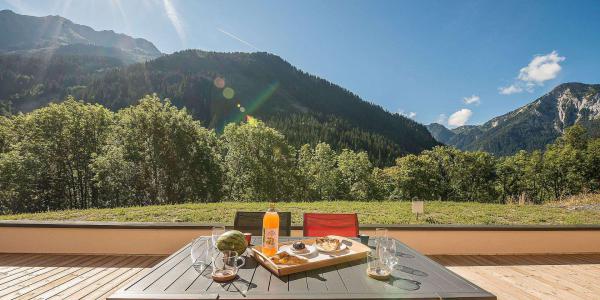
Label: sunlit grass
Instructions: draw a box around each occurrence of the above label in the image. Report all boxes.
[1,197,599,225]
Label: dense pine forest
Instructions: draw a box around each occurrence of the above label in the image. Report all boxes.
[0,50,438,166]
[0,95,598,214]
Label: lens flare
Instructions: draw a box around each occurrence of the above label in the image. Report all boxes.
[223,87,235,99]
[219,82,279,130]
[246,115,258,125]
[240,107,246,112]
[214,77,225,89]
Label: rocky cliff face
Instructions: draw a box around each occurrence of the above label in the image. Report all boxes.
[427,83,600,155]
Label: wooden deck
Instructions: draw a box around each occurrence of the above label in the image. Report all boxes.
[430,254,600,300]
[1,253,599,299]
[0,254,164,300]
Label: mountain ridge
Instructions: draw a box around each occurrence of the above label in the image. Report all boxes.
[427,82,600,155]
[0,10,440,166]
[0,9,161,63]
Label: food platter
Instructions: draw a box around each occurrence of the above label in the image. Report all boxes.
[251,235,371,276]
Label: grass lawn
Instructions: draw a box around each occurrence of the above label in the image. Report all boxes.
[1,194,599,225]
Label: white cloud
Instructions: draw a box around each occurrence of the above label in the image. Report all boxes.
[448,109,472,127]
[436,114,448,124]
[397,109,417,119]
[518,51,565,84]
[499,51,565,95]
[498,84,523,95]
[463,95,480,105]
[162,0,186,44]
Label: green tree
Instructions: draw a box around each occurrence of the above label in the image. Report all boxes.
[369,167,395,200]
[93,94,223,206]
[561,124,588,150]
[337,149,372,200]
[542,143,586,199]
[420,146,457,200]
[0,98,113,212]
[496,150,529,203]
[0,116,11,153]
[451,150,497,202]
[298,143,340,200]
[222,119,297,201]
[584,138,600,191]
[392,154,434,200]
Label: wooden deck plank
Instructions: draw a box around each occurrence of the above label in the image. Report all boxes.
[0,254,161,300]
[35,255,119,299]
[0,255,97,299]
[0,255,90,295]
[78,256,160,300]
[95,257,165,300]
[430,255,600,300]
[14,255,110,300]
[58,256,144,299]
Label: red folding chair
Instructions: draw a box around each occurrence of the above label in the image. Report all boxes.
[303,213,359,237]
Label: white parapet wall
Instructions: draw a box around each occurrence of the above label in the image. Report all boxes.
[0,221,599,255]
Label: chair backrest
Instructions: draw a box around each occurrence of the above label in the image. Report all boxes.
[303,213,359,237]
[233,211,292,236]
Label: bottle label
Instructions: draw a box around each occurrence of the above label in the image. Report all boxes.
[263,228,278,249]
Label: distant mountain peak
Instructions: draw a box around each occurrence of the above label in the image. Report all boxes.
[428,82,600,155]
[0,9,162,63]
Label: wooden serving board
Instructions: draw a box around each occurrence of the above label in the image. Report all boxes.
[251,235,371,276]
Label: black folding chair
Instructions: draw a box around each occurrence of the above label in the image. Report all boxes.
[233,211,292,236]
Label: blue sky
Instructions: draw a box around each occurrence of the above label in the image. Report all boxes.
[2,0,599,127]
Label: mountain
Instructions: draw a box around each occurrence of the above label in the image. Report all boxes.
[425,123,455,144]
[83,50,441,165]
[0,48,439,166]
[427,83,600,155]
[0,11,440,166]
[0,9,161,63]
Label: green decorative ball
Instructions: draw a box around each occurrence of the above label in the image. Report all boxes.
[216,230,248,255]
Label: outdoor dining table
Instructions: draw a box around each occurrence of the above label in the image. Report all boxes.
[108,236,496,300]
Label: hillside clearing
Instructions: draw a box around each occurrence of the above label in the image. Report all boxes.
[2,196,599,225]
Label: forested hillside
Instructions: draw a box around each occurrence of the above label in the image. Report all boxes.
[428,83,600,155]
[0,50,438,165]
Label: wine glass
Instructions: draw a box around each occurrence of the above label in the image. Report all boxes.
[211,226,226,248]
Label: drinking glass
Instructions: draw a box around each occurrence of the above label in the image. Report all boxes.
[366,251,391,280]
[375,228,388,242]
[211,226,226,248]
[211,250,246,280]
[190,237,213,272]
[374,228,388,260]
[381,238,399,269]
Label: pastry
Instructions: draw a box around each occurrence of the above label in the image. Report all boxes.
[271,252,308,265]
[315,237,341,252]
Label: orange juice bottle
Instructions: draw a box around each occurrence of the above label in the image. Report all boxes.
[262,203,279,256]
